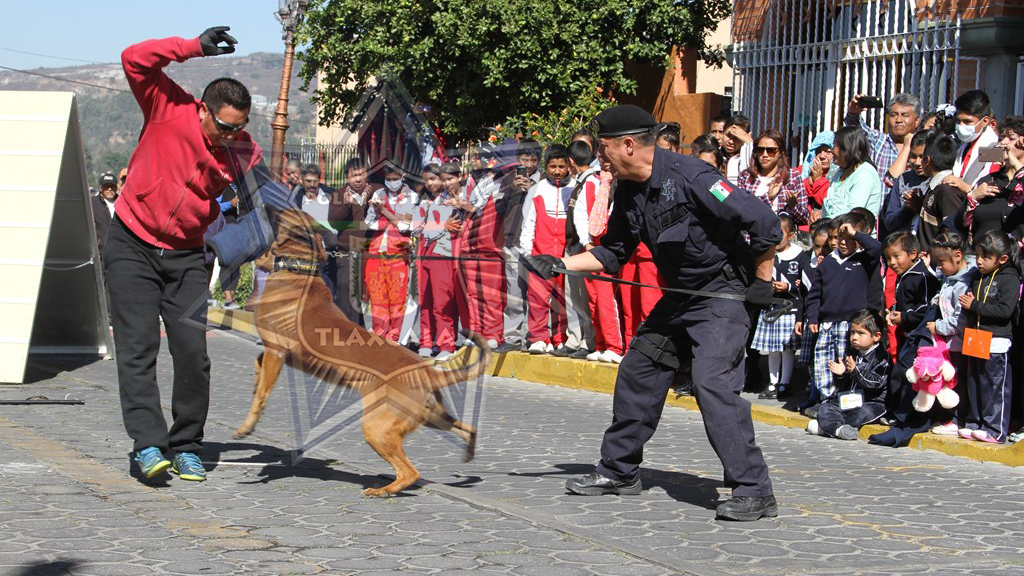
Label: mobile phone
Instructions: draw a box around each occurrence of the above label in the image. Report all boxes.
[858,96,884,109]
[977,146,1004,163]
[515,166,529,178]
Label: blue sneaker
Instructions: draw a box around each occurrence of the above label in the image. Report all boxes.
[171,452,207,482]
[134,447,171,478]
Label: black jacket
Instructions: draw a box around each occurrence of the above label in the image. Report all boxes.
[805,232,883,324]
[964,265,1021,339]
[833,344,892,404]
[591,148,781,291]
[894,258,940,331]
[91,195,115,254]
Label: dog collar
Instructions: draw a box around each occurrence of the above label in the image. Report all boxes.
[273,257,321,276]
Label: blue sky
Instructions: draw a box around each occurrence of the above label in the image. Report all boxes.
[1,0,289,69]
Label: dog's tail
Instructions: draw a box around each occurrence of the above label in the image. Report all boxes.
[430,330,492,390]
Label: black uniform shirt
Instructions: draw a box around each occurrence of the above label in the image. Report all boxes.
[591,147,782,290]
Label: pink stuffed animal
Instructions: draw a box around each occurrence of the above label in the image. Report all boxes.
[905,336,958,412]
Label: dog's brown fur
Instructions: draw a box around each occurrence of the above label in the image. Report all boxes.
[234,207,489,497]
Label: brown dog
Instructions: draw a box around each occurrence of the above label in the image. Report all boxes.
[233,207,489,497]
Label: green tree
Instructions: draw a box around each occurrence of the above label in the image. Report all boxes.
[299,0,730,140]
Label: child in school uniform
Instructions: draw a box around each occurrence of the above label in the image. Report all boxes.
[958,230,1020,443]
[752,214,803,400]
[807,309,892,440]
[797,218,833,373]
[925,231,976,435]
[800,212,883,414]
[520,145,574,354]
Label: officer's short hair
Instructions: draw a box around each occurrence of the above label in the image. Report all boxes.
[201,78,251,113]
[301,163,321,178]
[614,127,657,147]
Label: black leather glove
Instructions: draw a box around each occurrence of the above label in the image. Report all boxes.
[524,255,562,280]
[200,26,238,56]
[745,278,774,308]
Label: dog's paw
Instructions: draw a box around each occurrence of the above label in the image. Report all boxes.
[231,429,251,440]
[361,487,395,498]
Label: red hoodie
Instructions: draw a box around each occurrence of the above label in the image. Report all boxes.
[115,36,262,250]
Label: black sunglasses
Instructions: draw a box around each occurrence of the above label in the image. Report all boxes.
[755,146,780,155]
[210,109,248,133]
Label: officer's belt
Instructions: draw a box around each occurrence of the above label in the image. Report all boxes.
[552,267,794,322]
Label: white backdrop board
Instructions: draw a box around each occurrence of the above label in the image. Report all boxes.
[0,91,112,383]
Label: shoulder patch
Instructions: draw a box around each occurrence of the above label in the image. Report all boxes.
[710,180,734,202]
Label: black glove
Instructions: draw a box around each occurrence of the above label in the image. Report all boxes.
[200,26,238,56]
[745,278,774,308]
[524,255,562,280]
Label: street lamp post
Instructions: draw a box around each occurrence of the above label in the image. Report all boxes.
[270,0,309,180]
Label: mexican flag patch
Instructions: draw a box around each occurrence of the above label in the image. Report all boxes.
[710,180,734,202]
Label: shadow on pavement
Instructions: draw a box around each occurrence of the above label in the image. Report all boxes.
[23,356,105,385]
[510,463,722,510]
[202,440,397,492]
[10,560,79,576]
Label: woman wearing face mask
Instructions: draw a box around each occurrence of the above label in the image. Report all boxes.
[364,165,419,342]
[736,129,809,225]
[822,126,883,223]
[960,116,1024,242]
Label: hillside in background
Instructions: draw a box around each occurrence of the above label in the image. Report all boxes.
[0,52,319,185]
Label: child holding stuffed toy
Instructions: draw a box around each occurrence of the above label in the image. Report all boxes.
[925,231,976,435]
[751,214,803,400]
[807,309,891,440]
[957,230,1020,443]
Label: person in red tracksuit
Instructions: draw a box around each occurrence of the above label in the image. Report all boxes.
[413,162,464,361]
[108,27,262,481]
[458,152,513,350]
[520,145,573,354]
[568,146,624,363]
[364,165,419,341]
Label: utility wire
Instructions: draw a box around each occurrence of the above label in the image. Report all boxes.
[0,46,103,64]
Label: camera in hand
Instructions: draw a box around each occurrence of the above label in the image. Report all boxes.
[858,96,884,109]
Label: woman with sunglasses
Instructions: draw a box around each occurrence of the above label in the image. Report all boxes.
[822,126,882,221]
[736,130,809,224]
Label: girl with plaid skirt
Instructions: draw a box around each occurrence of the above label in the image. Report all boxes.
[752,215,803,399]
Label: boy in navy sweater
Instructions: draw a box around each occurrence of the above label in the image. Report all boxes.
[800,212,883,409]
[884,231,940,342]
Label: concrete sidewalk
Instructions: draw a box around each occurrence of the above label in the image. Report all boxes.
[211,308,1024,467]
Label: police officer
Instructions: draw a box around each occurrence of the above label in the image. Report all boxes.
[526,105,781,521]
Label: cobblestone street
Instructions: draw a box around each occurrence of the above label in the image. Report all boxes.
[1,330,1022,576]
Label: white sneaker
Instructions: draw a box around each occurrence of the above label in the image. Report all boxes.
[528,341,548,354]
[545,342,554,353]
[930,422,959,435]
[600,350,623,364]
[806,419,821,436]
[586,350,603,361]
[418,347,433,358]
[486,339,499,349]
[434,351,454,362]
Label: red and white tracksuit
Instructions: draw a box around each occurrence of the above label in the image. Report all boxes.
[459,174,506,343]
[519,178,570,345]
[573,170,624,355]
[415,190,461,352]
[364,186,418,341]
[619,242,663,348]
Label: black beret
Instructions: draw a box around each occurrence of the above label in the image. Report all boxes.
[590,105,658,138]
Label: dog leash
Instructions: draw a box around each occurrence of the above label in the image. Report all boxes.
[326,251,506,264]
[552,267,794,322]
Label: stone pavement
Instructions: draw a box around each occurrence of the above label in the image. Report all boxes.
[1,329,1023,576]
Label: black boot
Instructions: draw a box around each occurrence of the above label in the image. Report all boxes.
[715,495,778,521]
[565,472,642,496]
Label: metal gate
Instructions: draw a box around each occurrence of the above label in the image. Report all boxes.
[730,0,961,162]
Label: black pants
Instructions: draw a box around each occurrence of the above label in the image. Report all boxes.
[105,217,210,454]
[595,280,773,497]
[816,399,886,436]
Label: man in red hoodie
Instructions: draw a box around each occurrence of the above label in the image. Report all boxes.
[105,27,263,482]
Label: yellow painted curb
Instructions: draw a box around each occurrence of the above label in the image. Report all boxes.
[210,310,1024,466]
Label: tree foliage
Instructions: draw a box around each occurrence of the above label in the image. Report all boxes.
[299,0,730,140]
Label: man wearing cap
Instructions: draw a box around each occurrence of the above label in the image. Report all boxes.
[92,172,119,254]
[526,105,781,521]
[105,26,263,483]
